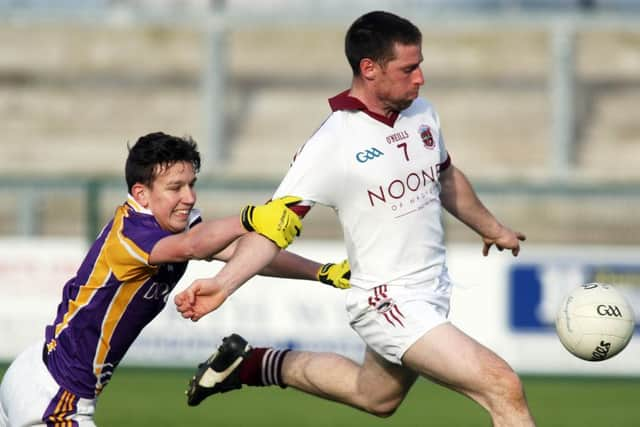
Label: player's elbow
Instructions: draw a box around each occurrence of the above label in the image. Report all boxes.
[184,241,212,261]
[176,236,208,261]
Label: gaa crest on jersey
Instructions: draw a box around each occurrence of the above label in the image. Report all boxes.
[418,125,435,150]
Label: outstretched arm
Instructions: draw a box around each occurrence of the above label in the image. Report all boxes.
[176,240,350,321]
[149,216,246,265]
[212,239,319,279]
[175,232,280,321]
[149,196,302,265]
[213,241,350,288]
[174,196,349,321]
[439,165,525,256]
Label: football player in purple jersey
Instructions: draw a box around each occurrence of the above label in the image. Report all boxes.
[0,132,350,426]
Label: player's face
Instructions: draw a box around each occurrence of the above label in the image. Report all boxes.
[376,43,424,111]
[145,161,197,233]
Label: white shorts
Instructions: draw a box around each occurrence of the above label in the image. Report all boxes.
[346,274,452,365]
[0,342,97,427]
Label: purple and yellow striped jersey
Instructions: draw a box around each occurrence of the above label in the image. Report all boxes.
[43,196,201,399]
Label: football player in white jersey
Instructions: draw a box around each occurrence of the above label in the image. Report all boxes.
[176,11,536,426]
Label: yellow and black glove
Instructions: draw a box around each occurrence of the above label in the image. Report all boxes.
[317,259,351,289]
[241,196,303,249]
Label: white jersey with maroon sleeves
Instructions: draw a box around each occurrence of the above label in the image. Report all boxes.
[274,91,451,290]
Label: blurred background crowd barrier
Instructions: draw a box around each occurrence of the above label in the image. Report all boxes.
[1,0,639,244]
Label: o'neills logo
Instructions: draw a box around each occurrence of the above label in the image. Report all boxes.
[385,130,409,144]
[367,164,443,207]
[419,125,434,149]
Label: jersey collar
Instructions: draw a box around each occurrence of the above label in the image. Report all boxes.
[127,194,153,215]
[328,90,399,127]
[126,194,202,230]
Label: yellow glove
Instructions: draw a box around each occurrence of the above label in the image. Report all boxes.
[241,196,303,249]
[317,259,351,289]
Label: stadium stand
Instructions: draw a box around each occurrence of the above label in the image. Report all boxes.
[1,2,639,242]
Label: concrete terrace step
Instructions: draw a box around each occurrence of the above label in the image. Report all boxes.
[1,25,639,244]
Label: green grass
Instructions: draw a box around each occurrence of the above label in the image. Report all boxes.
[2,364,639,426]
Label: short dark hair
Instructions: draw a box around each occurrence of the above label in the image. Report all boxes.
[125,132,201,192]
[345,11,422,75]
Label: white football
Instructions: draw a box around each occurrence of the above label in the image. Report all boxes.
[555,282,635,361]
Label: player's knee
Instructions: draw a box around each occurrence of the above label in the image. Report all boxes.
[364,395,403,418]
[490,367,527,407]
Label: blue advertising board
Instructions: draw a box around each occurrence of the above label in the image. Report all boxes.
[509,262,640,332]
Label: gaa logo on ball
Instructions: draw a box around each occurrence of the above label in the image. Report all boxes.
[555,283,635,361]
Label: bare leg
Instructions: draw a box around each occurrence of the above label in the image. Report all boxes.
[402,322,536,427]
[282,347,417,417]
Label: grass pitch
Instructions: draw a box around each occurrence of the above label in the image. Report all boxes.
[1,364,639,426]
